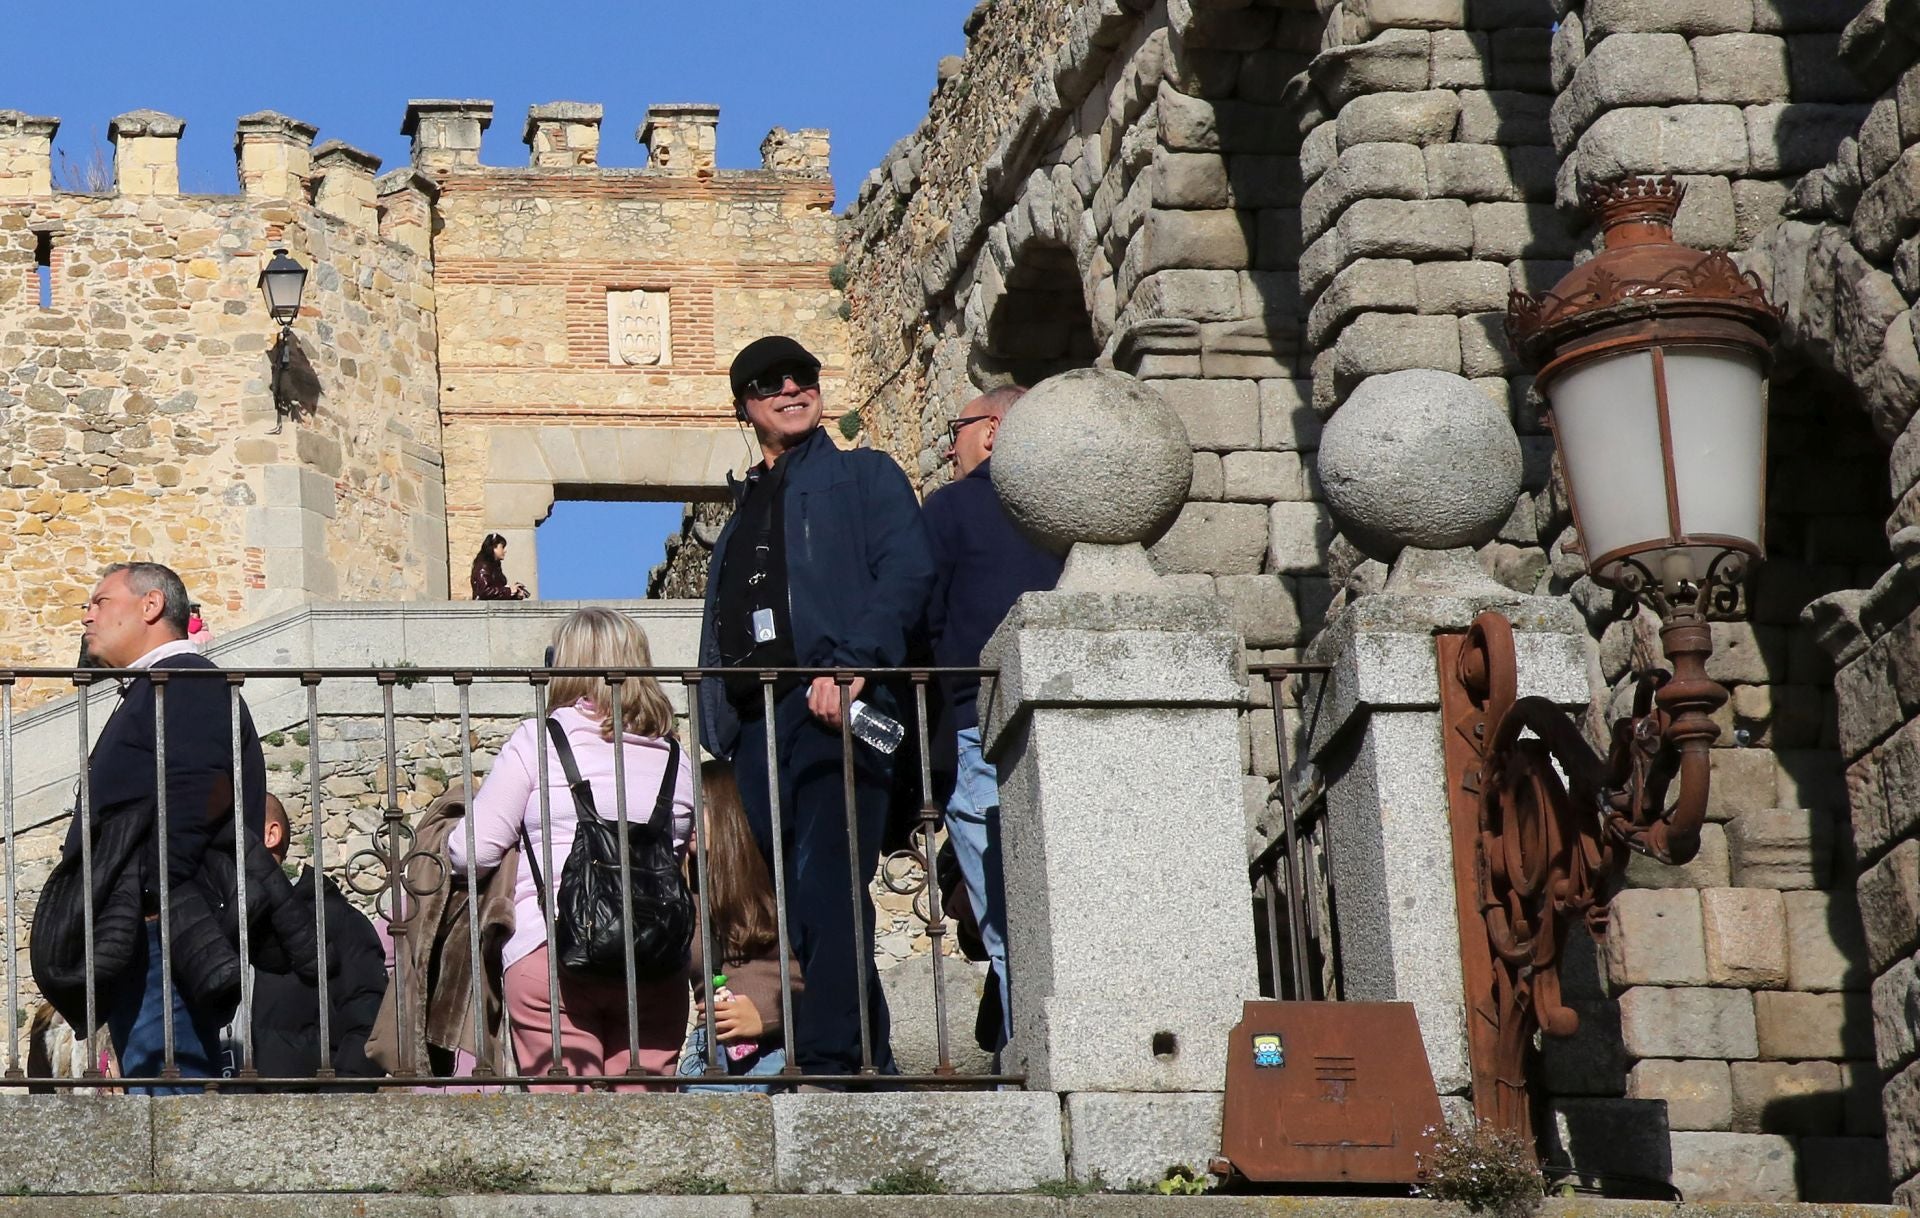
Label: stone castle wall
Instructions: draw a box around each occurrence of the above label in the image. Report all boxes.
[0,110,444,691]
[412,101,847,595]
[841,0,1916,1200]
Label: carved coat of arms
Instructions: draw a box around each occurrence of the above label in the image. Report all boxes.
[608,290,671,366]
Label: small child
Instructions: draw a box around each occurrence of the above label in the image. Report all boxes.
[676,761,802,1092]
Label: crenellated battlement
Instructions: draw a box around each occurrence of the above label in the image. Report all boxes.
[0,100,831,217]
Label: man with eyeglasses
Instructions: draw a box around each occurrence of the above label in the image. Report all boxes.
[698,335,934,1078]
[920,386,1062,1053]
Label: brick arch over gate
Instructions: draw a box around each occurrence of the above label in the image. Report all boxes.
[460,425,741,599]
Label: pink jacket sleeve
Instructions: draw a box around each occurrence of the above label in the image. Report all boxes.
[448,719,536,873]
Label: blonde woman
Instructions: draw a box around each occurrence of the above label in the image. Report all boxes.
[447,607,694,1088]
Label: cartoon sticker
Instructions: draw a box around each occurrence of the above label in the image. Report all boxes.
[1252,1034,1285,1068]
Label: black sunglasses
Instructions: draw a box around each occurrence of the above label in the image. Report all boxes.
[742,366,821,398]
[945,415,993,442]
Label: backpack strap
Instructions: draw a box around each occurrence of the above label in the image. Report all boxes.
[542,717,600,825]
[649,737,681,834]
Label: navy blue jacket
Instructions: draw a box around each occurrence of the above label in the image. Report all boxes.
[922,458,1064,730]
[699,427,935,759]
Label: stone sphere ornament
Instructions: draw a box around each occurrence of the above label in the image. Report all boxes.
[1317,368,1523,560]
[991,368,1193,554]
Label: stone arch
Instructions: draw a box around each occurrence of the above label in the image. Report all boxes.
[464,424,741,598]
[963,165,1103,388]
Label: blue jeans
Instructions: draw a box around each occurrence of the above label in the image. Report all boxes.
[107,921,232,1094]
[948,727,1010,1048]
[675,1025,788,1093]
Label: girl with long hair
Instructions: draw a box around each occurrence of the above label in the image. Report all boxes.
[469,532,529,600]
[676,761,803,1092]
[447,607,693,1088]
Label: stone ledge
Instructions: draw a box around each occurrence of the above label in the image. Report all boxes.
[0,1195,1899,1217]
[772,1091,1065,1194]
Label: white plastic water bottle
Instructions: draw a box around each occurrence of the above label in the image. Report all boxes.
[848,699,905,755]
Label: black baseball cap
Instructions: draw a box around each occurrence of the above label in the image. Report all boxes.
[730,335,821,399]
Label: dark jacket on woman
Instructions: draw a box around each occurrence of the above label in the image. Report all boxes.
[31,652,318,1028]
[470,557,523,601]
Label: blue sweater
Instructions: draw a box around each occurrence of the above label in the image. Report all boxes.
[923,458,1065,730]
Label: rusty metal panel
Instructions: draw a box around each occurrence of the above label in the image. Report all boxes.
[1217,1000,1444,1186]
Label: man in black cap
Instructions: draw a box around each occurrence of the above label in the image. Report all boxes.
[698,335,934,1077]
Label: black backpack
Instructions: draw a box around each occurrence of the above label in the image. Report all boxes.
[520,719,693,983]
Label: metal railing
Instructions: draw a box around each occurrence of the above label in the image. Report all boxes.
[0,663,1008,1091]
[1249,664,1340,1003]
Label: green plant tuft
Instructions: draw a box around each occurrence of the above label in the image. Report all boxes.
[263,731,286,748]
[828,262,849,291]
[861,1167,947,1195]
[1416,1121,1544,1218]
[837,411,863,441]
[655,1172,730,1195]
[1153,1165,1209,1196]
[836,299,852,322]
[400,1156,536,1197]
[291,728,310,747]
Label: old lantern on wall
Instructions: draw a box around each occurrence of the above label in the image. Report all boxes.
[1507,176,1781,605]
[258,248,308,432]
[1436,176,1784,1142]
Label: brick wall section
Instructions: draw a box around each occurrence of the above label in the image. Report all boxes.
[430,167,847,577]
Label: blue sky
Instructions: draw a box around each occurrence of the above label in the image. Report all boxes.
[10,0,973,598]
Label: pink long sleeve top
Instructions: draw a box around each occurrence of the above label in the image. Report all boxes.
[446,701,695,971]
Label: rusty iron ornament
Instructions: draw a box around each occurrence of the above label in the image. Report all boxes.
[1438,175,1778,1144]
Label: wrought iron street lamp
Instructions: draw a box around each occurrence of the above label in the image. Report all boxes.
[258,248,308,432]
[1442,175,1783,1137]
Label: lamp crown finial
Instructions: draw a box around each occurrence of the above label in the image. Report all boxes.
[1587,175,1685,241]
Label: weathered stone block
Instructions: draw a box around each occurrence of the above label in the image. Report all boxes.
[1335,90,1462,149]
[1308,259,1419,348]
[1129,271,1245,323]
[1576,105,1751,179]
[1791,31,1876,102]
[1222,450,1313,503]
[1727,807,1832,889]
[1064,1092,1222,1188]
[1783,889,1870,992]
[1415,261,1510,315]
[1731,1060,1845,1133]
[1544,1099,1674,1188]
[1608,889,1710,986]
[1585,0,1756,34]
[1871,955,1920,1071]
[1701,887,1789,988]
[1835,640,1902,760]
[771,1092,1063,1193]
[1710,749,1780,820]
[1267,502,1336,574]
[1430,28,1490,90]
[1618,985,1757,1059]
[1259,379,1321,451]
[1313,29,1436,104]
[1855,147,1920,263]
[1152,150,1232,209]
[1143,208,1252,272]
[1454,91,1552,148]
[1425,142,1554,201]
[1190,451,1224,501]
[1470,202,1575,260]
[1148,501,1269,575]
[1888,1060,1920,1179]
[1550,34,1700,148]
[1668,1132,1798,1202]
[153,1094,774,1193]
[1627,1058,1733,1130]
[1859,839,1920,972]
[1153,379,1260,451]
[1625,822,1732,888]
[1754,989,1874,1059]
[0,1096,152,1193]
[1337,198,1475,260]
[1332,312,1462,381]
[1217,574,1306,648]
[1694,34,1793,104]
[1746,102,1875,176]
[1708,621,1787,684]
[1300,142,1430,243]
